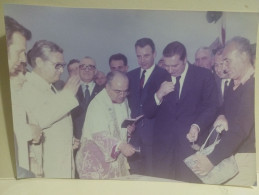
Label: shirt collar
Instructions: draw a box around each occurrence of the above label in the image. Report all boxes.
[141,64,155,76]
[80,80,95,87]
[171,62,189,80]
[233,66,254,90]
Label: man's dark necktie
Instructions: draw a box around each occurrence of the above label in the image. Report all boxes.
[140,70,146,89]
[175,76,181,100]
[84,85,90,103]
[223,80,229,100]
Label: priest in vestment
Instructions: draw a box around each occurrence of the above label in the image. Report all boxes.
[76,71,136,179]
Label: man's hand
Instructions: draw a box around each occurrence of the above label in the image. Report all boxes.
[72,137,80,150]
[191,153,214,176]
[63,75,80,96]
[118,142,135,157]
[156,81,175,101]
[29,124,42,144]
[127,123,136,135]
[213,115,228,133]
[186,125,199,142]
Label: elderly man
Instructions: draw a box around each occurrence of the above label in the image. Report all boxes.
[94,70,107,87]
[195,47,214,71]
[127,38,171,176]
[23,40,80,178]
[109,53,128,73]
[71,56,103,143]
[192,36,256,186]
[76,71,136,179]
[143,41,218,182]
[4,16,42,178]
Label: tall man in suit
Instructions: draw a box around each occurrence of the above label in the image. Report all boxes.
[127,38,171,175]
[143,41,218,182]
[71,56,103,142]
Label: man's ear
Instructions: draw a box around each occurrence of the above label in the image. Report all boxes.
[241,51,249,63]
[153,51,157,58]
[35,57,44,67]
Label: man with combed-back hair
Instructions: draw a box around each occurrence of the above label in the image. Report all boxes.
[22,40,80,178]
[4,16,42,178]
[127,38,171,176]
[143,41,218,183]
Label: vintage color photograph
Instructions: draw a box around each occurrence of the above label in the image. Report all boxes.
[3,4,258,186]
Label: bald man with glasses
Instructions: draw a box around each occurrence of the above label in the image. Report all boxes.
[71,56,103,178]
[76,71,136,179]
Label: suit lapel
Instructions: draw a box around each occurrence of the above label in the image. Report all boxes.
[179,65,192,101]
[143,66,156,90]
[90,84,102,101]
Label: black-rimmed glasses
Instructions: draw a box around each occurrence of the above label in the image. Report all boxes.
[48,60,66,70]
[111,88,129,96]
[79,64,96,71]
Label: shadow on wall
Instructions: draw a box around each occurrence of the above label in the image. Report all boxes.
[0,35,16,177]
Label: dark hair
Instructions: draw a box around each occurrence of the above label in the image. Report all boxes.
[106,71,128,86]
[109,53,128,66]
[67,59,80,72]
[27,40,63,68]
[4,16,32,48]
[163,41,187,61]
[135,38,155,53]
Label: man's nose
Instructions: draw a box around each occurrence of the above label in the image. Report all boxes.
[168,66,174,73]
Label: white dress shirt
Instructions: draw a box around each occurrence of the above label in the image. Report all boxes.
[80,80,95,97]
[140,64,155,87]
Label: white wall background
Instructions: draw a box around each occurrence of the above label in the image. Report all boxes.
[4,5,259,81]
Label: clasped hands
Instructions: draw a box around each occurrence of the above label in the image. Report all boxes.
[156,81,175,101]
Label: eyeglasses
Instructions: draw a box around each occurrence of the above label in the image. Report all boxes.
[48,60,66,70]
[79,64,96,71]
[111,88,129,96]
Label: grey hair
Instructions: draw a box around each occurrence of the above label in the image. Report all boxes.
[226,36,252,62]
[195,47,213,57]
[27,40,63,68]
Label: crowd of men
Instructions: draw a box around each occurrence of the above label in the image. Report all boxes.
[5,16,256,186]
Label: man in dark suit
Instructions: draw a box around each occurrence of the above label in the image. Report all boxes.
[143,41,218,182]
[213,49,231,106]
[71,56,103,144]
[127,38,171,176]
